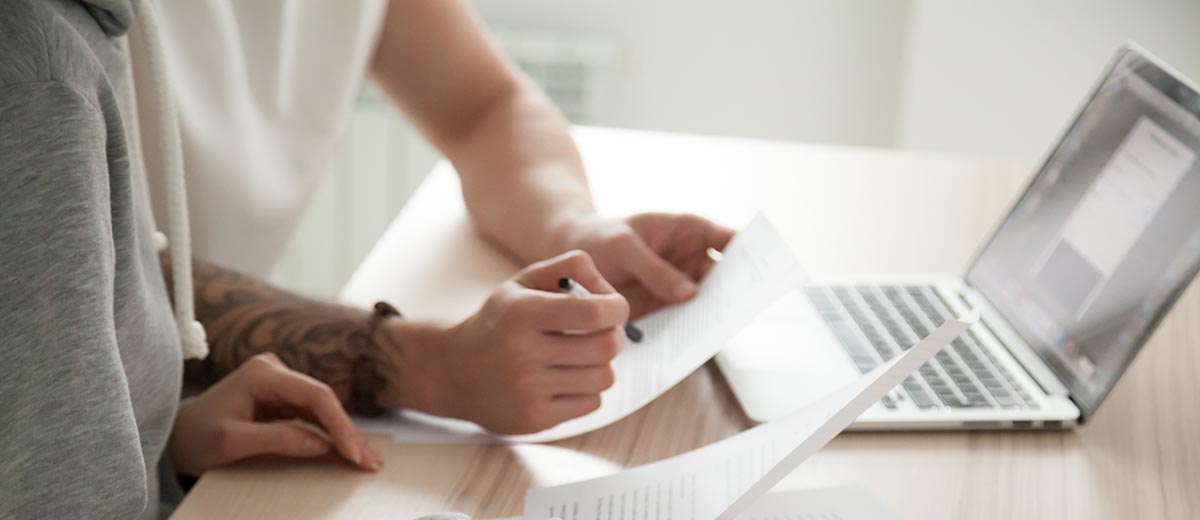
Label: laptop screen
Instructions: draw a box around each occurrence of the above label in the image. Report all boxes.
[966,47,1200,420]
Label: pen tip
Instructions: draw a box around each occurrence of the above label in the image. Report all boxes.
[558,277,571,290]
[625,323,644,343]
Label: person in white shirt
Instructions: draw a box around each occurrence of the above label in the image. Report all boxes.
[155,0,733,434]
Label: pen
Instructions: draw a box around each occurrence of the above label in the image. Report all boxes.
[558,277,644,343]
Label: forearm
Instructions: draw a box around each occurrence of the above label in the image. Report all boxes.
[369,0,597,264]
[162,254,425,415]
[449,84,597,263]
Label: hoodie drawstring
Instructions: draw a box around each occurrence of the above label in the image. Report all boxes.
[132,0,208,359]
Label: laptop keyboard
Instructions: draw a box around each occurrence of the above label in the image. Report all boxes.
[805,285,1037,411]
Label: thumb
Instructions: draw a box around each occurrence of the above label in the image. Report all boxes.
[217,420,331,463]
[626,238,698,303]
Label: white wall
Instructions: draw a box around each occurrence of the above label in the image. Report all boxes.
[270,1,1200,296]
[269,97,438,297]
[473,0,913,147]
[897,0,1200,161]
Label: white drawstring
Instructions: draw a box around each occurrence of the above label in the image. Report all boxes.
[133,0,208,359]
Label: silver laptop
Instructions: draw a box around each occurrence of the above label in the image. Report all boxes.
[716,44,1200,430]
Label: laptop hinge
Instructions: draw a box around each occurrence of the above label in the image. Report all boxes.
[954,285,1072,398]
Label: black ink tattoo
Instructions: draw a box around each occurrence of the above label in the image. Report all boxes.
[161,254,395,415]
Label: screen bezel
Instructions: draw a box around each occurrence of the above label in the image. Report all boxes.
[963,44,1200,422]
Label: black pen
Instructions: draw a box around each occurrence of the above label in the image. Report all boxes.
[558,277,644,343]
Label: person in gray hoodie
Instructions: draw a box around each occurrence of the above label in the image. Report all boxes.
[1,0,720,516]
[0,1,383,517]
[1,0,636,516]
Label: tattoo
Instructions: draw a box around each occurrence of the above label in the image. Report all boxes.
[161,254,394,415]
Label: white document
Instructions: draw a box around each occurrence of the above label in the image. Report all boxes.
[357,213,808,444]
[1059,116,1195,276]
[487,486,895,520]
[737,486,897,520]
[522,312,976,520]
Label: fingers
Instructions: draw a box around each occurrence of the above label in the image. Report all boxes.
[518,250,618,294]
[216,420,331,462]
[626,237,698,302]
[544,327,624,367]
[520,290,629,332]
[705,219,734,249]
[542,366,616,396]
[243,355,370,470]
[681,212,734,250]
[545,395,603,425]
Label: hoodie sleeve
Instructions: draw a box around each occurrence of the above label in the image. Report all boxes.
[0,81,152,518]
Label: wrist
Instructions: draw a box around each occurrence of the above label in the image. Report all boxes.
[539,210,603,260]
[376,319,455,414]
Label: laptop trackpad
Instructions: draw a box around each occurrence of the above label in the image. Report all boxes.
[718,291,860,421]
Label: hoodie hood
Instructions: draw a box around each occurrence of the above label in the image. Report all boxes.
[81,0,136,37]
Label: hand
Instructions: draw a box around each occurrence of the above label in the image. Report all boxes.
[170,353,382,476]
[559,213,734,318]
[392,250,630,434]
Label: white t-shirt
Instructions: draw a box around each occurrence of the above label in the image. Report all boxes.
[152,0,388,276]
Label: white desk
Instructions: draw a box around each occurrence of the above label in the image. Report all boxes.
[174,127,1200,519]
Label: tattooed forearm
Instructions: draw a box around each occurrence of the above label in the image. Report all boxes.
[161,254,395,415]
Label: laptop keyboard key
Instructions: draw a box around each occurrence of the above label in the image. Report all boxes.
[812,283,1044,412]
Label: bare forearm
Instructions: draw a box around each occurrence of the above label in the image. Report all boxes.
[450,86,596,263]
[370,0,597,264]
[162,255,400,415]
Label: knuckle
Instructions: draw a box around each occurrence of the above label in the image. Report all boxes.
[614,296,631,321]
[506,343,538,370]
[561,249,589,263]
[578,302,605,329]
[484,291,520,324]
[561,249,596,271]
[516,371,543,398]
[516,404,545,430]
[211,422,235,448]
[499,291,536,324]
[318,383,338,400]
[608,230,637,249]
[247,353,276,370]
[598,329,623,360]
[596,367,616,391]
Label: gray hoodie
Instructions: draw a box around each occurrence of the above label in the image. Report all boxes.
[0,0,185,518]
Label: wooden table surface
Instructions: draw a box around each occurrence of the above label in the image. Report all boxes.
[173,127,1200,519]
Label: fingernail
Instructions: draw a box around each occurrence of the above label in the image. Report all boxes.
[350,444,362,465]
[674,280,697,299]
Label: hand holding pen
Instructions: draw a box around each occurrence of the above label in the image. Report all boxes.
[400,250,630,434]
[559,277,643,342]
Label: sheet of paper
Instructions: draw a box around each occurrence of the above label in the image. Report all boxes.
[522,312,976,520]
[356,213,808,444]
[737,486,897,520]
[486,485,894,520]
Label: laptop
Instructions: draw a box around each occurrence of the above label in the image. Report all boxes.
[716,44,1200,430]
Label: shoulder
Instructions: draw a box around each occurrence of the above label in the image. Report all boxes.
[0,0,108,90]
